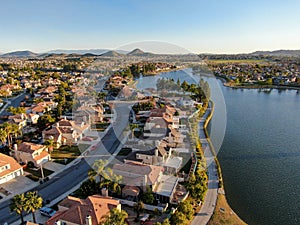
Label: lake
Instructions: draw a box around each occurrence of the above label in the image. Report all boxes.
[136,68,300,225]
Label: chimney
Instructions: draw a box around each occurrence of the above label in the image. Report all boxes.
[101,188,108,197]
[86,215,92,225]
[143,175,147,192]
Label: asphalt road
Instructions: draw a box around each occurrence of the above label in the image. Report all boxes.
[0,102,131,224]
[0,92,28,118]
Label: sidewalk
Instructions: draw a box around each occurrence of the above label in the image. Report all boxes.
[191,102,219,225]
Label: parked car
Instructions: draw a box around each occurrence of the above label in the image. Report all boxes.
[39,207,57,217]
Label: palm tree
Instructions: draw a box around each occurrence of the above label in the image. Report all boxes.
[10,123,22,142]
[1,122,12,147]
[101,208,128,225]
[0,128,7,146]
[1,122,21,147]
[133,201,144,220]
[7,106,25,115]
[93,159,108,183]
[24,191,43,223]
[10,193,27,224]
[88,169,97,179]
[44,138,55,152]
[108,181,121,196]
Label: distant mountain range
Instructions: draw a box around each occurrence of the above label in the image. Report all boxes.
[47,49,128,55]
[250,50,300,57]
[1,50,39,58]
[1,48,300,58]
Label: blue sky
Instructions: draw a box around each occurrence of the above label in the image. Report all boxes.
[0,0,299,53]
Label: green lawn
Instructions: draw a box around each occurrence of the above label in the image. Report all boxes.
[51,145,81,164]
[24,167,53,178]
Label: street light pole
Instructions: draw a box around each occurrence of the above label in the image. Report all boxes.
[40,162,45,180]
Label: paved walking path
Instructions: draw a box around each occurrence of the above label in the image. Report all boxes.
[191,103,219,225]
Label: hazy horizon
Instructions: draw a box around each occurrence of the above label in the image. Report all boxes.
[0,0,299,54]
[1,47,300,55]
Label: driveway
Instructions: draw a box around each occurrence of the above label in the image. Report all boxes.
[0,176,36,203]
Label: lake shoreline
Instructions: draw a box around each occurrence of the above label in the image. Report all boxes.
[201,101,247,224]
[215,74,300,91]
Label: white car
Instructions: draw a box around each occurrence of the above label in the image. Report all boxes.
[39,207,57,217]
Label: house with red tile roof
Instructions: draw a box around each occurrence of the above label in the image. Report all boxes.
[46,195,121,225]
[0,153,23,184]
[12,142,50,167]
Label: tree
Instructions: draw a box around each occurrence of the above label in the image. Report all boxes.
[93,159,108,183]
[162,219,171,225]
[99,168,122,196]
[177,200,194,220]
[170,211,189,225]
[129,123,139,139]
[44,138,55,152]
[133,201,144,219]
[101,208,128,225]
[0,128,7,145]
[10,123,22,142]
[141,186,154,204]
[7,106,26,115]
[98,92,108,102]
[0,122,20,147]
[24,191,43,223]
[181,81,189,92]
[37,114,55,129]
[75,177,99,199]
[10,193,27,224]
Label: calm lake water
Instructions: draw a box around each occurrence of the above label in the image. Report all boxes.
[216,82,300,225]
[136,69,300,225]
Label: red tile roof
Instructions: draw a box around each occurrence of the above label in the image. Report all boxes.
[46,195,120,225]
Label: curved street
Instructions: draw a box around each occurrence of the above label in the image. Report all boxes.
[0,102,131,224]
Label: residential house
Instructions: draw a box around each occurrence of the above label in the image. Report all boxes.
[12,142,50,167]
[76,104,104,123]
[42,118,89,146]
[144,105,178,138]
[165,128,185,147]
[42,127,64,148]
[125,141,182,174]
[0,153,23,184]
[8,113,27,129]
[35,86,58,97]
[30,101,58,115]
[125,141,169,166]
[27,113,40,125]
[113,161,164,198]
[0,84,21,97]
[46,195,121,225]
